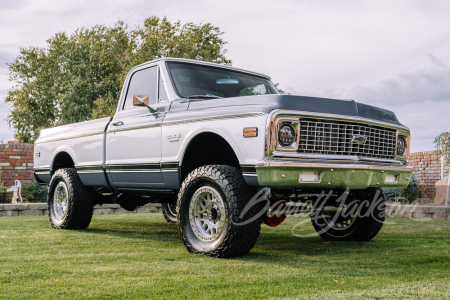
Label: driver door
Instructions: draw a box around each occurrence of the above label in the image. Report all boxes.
[106,65,169,189]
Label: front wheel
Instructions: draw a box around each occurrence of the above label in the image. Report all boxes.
[48,168,94,229]
[310,188,386,241]
[177,165,262,258]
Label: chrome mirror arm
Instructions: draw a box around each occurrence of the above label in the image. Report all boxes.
[137,98,157,113]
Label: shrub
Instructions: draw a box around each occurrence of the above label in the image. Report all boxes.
[382,188,399,202]
[399,173,422,202]
[0,186,7,203]
[24,181,48,203]
[382,174,422,204]
[0,170,7,203]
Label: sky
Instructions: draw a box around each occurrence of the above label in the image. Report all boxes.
[0,0,449,152]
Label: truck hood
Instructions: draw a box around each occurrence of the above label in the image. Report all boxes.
[184,94,401,125]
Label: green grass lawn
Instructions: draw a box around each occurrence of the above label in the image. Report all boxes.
[1,213,450,299]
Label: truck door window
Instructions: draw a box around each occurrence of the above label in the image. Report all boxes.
[158,68,169,102]
[123,66,157,110]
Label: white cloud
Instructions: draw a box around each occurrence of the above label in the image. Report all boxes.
[427,53,447,69]
[295,54,450,104]
[0,0,26,10]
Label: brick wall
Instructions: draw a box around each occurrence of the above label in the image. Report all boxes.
[408,151,450,198]
[0,141,34,200]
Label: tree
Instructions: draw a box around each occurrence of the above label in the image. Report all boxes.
[274,83,291,95]
[434,132,450,173]
[5,16,231,143]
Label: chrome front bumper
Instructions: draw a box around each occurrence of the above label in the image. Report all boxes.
[255,160,413,189]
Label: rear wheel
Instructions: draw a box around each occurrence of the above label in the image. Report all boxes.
[162,201,177,223]
[48,168,94,229]
[310,188,386,241]
[177,165,262,258]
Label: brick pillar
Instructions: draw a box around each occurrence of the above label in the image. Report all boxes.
[408,150,450,198]
[0,141,35,202]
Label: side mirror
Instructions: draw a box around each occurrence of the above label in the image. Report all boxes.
[133,95,156,113]
[133,94,149,106]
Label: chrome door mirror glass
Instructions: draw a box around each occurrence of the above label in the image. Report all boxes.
[133,94,149,106]
[133,94,157,113]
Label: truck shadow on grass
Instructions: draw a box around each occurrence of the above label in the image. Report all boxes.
[83,219,450,263]
[86,221,181,243]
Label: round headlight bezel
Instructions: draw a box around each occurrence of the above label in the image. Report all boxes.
[397,136,407,155]
[278,124,296,147]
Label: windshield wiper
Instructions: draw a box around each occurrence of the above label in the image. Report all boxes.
[187,94,223,99]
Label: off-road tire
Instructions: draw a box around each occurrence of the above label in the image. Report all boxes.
[162,201,177,224]
[48,168,94,229]
[310,188,386,241]
[177,165,262,258]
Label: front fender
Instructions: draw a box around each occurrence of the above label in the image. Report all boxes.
[179,125,245,165]
[161,113,268,166]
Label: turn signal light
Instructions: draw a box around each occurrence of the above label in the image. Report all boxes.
[243,127,258,137]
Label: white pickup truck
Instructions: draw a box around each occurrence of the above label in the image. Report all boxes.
[34,58,413,258]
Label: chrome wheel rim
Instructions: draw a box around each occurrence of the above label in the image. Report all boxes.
[167,202,177,216]
[53,182,69,220]
[322,205,359,231]
[189,186,226,243]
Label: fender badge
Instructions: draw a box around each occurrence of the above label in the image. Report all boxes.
[351,135,368,144]
[166,133,180,142]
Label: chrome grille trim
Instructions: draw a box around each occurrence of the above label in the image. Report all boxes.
[297,118,397,159]
[265,110,410,163]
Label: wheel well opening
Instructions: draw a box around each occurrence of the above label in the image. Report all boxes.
[180,133,240,183]
[52,152,75,174]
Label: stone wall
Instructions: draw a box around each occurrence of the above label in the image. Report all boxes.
[386,203,450,220]
[408,151,450,198]
[2,202,448,221]
[0,141,35,201]
[0,203,162,217]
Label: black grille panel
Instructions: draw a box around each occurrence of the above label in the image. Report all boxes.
[297,118,397,159]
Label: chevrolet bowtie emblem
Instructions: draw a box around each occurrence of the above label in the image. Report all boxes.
[351,135,368,144]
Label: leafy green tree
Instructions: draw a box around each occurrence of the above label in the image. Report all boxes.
[5,16,231,143]
[434,132,450,167]
[274,83,291,95]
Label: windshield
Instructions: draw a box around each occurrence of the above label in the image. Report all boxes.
[167,62,279,98]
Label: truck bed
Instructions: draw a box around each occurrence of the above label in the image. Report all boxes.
[34,117,112,185]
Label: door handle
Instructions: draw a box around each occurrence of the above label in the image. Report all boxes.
[112,121,124,126]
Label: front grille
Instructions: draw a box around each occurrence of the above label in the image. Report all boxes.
[297,118,397,159]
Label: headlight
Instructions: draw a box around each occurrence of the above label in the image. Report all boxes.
[397,136,407,155]
[279,124,296,146]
